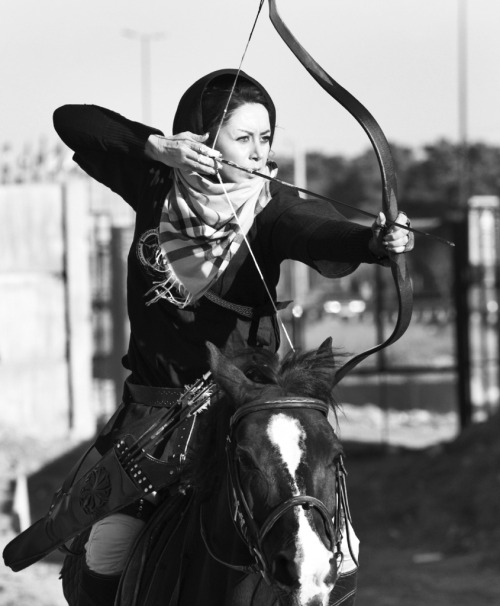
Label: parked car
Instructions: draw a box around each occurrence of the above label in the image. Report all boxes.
[322,299,367,318]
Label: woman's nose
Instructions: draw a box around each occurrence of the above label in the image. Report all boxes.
[250,139,263,159]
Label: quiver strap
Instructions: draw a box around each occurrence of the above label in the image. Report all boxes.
[3,376,213,572]
[3,446,145,572]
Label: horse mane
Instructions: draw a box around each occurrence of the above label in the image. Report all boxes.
[226,346,345,407]
[184,345,345,500]
[279,347,343,407]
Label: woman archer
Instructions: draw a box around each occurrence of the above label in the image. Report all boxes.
[9,68,413,605]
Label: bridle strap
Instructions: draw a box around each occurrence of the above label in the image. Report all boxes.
[229,398,330,429]
[257,495,337,551]
[222,397,347,582]
[199,502,258,575]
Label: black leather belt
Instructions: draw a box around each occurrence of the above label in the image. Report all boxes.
[123,380,183,408]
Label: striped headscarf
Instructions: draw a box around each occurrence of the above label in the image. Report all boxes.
[147,166,274,307]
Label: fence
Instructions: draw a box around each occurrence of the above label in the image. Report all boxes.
[0,181,94,438]
[2,180,498,447]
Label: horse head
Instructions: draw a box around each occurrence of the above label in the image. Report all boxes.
[206,339,350,606]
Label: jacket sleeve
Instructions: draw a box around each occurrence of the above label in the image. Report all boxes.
[53,104,164,210]
[268,185,379,278]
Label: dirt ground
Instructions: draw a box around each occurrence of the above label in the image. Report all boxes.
[346,435,500,606]
[1,413,500,606]
[0,431,71,606]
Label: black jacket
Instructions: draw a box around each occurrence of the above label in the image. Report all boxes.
[53,89,377,387]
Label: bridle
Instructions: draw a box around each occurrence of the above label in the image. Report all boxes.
[200,397,357,585]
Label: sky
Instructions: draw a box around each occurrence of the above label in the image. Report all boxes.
[1,0,499,158]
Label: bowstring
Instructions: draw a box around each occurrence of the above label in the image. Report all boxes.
[210,0,296,352]
[217,184,295,353]
[211,0,265,150]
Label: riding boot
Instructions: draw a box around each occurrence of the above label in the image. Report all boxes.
[78,566,120,606]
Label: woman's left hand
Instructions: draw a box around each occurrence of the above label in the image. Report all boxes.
[369,211,414,260]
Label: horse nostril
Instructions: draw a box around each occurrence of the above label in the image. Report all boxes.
[272,553,299,587]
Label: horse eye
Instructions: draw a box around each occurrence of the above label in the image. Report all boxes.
[236,448,255,469]
[245,369,267,384]
[328,455,342,470]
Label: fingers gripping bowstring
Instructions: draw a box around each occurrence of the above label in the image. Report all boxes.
[212,0,296,352]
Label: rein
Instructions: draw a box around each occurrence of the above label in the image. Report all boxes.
[200,397,357,586]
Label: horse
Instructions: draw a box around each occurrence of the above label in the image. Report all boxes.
[63,338,358,606]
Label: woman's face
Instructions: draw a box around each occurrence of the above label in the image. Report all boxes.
[213,103,271,183]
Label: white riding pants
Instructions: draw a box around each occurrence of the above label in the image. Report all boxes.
[85,514,146,575]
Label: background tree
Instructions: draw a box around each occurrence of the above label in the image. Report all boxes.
[276,140,500,303]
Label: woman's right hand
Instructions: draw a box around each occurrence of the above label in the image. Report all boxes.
[145,132,221,175]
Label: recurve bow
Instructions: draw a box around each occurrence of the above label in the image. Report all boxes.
[266,0,414,380]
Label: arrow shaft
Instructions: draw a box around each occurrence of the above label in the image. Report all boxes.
[220,159,455,247]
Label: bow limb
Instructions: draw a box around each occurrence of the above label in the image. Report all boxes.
[267,0,413,380]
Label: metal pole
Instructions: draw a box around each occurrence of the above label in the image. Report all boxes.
[123,30,165,124]
[141,37,151,124]
[291,144,309,349]
[375,264,390,444]
[455,0,473,428]
[458,0,469,207]
[453,215,472,428]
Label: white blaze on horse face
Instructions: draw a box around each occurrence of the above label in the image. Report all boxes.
[267,414,333,606]
[267,413,303,480]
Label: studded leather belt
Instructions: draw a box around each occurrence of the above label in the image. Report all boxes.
[123,380,183,408]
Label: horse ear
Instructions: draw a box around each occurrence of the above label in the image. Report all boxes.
[223,331,247,358]
[206,342,258,406]
[317,337,333,356]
